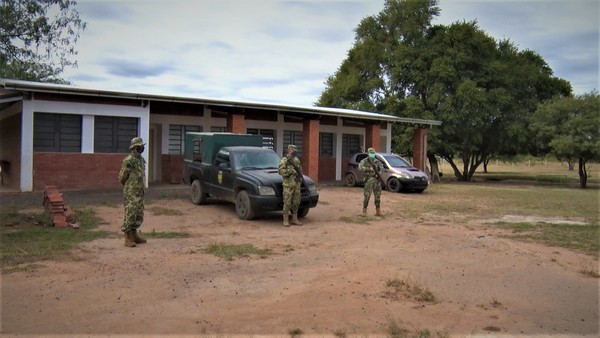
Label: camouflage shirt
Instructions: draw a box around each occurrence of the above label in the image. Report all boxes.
[358,157,383,181]
[118,152,146,195]
[278,155,302,186]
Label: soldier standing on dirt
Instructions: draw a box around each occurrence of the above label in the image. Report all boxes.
[278,144,303,227]
[359,147,384,217]
[118,137,147,247]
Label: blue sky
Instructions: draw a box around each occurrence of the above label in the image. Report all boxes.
[62,0,599,107]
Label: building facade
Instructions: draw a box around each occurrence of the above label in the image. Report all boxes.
[0,79,440,192]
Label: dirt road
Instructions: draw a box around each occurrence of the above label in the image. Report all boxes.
[1,185,598,337]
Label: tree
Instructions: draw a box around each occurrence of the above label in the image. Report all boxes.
[0,0,86,83]
[316,0,571,181]
[531,92,600,188]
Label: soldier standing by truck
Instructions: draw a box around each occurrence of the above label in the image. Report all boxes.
[278,144,303,227]
[118,137,147,247]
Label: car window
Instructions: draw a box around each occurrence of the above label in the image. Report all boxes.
[383,155,411,168]
[215,150,230,167]
[355,154,367,162]
[375,155,389,169]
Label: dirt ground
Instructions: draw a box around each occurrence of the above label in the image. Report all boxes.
[1,185,598,337]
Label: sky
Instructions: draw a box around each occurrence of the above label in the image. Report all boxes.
[61,0,599,107]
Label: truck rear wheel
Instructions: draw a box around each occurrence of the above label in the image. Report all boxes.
[191,179,207,205]
[235,190,255,220]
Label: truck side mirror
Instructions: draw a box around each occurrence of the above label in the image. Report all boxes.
[218,162,230,172]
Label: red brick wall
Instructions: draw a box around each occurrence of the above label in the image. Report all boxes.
[365,123,381,151]
[227,114,245,134]
[412,128,428,171]
[318,157,336,181]
[161,154,184,184]
[0,113,21,189]
[33,153,125,191]
[302,119,320,181]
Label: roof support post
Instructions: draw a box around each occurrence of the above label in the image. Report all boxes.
[302,118,320,182]
[365,123,381,151]
[226,113,245,134]
[412,127,428,172]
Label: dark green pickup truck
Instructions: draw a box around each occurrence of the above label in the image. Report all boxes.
[182,132,319,220]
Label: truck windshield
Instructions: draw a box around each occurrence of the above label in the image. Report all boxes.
[233,151,281,171]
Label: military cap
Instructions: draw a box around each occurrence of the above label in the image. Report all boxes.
[367,147,376,154]
[129,137,146,150]
[288,144,297,151]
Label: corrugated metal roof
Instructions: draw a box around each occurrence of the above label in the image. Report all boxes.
[0,78,441,126]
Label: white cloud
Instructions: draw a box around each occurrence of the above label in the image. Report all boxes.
[62,0,598,107]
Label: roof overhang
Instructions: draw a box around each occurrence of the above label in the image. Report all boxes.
[0,79,441,126]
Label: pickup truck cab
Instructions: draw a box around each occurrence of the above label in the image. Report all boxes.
[182,133,319,220]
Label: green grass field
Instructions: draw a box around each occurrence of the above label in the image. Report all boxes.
[439,158,600,185]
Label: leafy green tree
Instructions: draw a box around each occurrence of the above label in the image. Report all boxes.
[0,0,86,83]
[531,92,600,188]
[316,0,571,181]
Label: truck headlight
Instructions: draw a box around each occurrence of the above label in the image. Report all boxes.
[399,173,411,179]
[308,184,318,194]
[258,186,276,195]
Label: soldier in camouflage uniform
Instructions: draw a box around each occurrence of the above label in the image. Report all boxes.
[278,144,303,227]
[359,147,384,217]
[118,137,147,247]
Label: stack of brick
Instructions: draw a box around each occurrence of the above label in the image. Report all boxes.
[43,186,76,228]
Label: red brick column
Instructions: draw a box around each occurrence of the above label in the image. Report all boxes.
[412,127,428,171]
[227,114,245,134]
[302,119,320,182]
[365,123,381,151]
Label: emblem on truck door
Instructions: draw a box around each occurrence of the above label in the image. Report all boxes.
[218,171,223,184]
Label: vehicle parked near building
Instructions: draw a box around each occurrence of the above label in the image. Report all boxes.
[345,152,429,193]
[182,132,319,220]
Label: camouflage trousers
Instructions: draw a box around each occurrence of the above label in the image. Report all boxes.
[121,193,144,233]
[282,181,301,215]
[363,177,381,209]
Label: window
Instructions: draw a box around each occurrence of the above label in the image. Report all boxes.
[283,130,303,156]
[210,126,226,132]
[169,124,202,155]
[319,132,334,157]
[34,113,82,152]
[342,134,361,157]
[247,128,275,149]
[94,116,138,153]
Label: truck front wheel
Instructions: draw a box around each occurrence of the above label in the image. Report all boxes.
[297,208,309,218]
[235,190,255,220]
[191,179,207,205]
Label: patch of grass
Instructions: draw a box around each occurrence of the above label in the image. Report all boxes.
[148,206,183,216]
[340,216,371,225]
[202,243,271,261]
[1,206,110,273]
[332,328,346,337]
[384,278,437,303]
[319,200,330,205]
[580,267,600,278]
[288,327,303,337]
[401,184,599,224]
[492,221,600,256]
[145,229,190,239]
[386,318,408,338]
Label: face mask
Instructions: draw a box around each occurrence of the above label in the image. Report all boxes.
[137,146,145,154]
[368,153,375,159]
[292,151,298,157]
